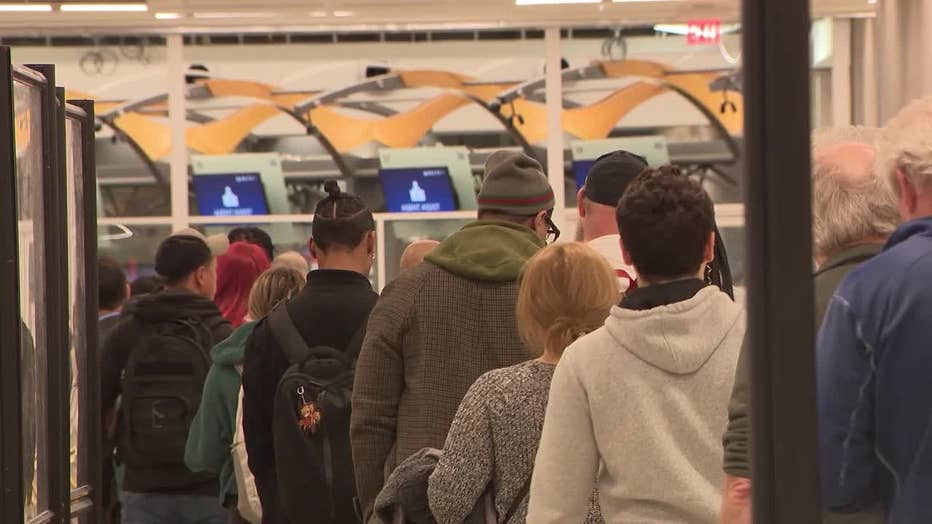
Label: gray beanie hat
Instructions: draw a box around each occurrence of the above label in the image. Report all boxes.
[477,151,556,216]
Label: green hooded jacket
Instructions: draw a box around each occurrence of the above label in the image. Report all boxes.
[424,220,545,281]
[185,320,258,506]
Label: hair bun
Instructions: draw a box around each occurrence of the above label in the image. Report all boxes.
[324,180,342,199]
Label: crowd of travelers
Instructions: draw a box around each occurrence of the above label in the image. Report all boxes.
[95,95,932,524]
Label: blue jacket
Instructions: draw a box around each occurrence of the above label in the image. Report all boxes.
[818,217,932,522]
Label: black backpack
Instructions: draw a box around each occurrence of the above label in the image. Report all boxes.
[270,304,362,524]
[120,316,220,481]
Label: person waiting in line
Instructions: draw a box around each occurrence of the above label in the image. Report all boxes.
[229,226,275,263]
[527,167,746,523]
[351,151,558,522]
[720,127,899,524]
[818,96,932,522]
[130,275,165,297]
[399,239,440,272]
[428,242,614,524]
[242,181,379,524]
[96,256,131,524]
[186,266,306,524]
[215,241,271,327]
[271,250,310,275]
[98,256,130,341]
[100,229,233,524]
[575,150,647,293]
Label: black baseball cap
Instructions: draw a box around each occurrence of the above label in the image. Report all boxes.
[154,228,229,281]
[582,150,649,207]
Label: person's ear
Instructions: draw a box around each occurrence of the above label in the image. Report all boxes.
[534,211,549,239]
[308,238,319,261]
[195,265,208,292]
[703,230,716,265]
[897,169,918,220]
[619,236,635,267]
[577,188,587,218]
[366,230,376,257]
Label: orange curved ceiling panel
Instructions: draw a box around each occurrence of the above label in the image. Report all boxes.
[186,104,280,155]
[563,82,667,139]
[373,93,472,148]
[399,70,474,89]
[112,112,171,160]
[598,59,670,79]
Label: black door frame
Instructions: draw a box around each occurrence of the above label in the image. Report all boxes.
[0,44,27,524]
[742,0,823,522]
[25,64,69,524]
[66,98,102,522]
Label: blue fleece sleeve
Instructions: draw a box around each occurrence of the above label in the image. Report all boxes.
[817,295,880,512]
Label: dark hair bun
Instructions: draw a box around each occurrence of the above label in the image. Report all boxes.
[324,180,342,199]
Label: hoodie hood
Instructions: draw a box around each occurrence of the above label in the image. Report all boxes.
[210,320,257,366]
[123,288,224,324]
[605,286,742,375]
[425,220,545,282]
[886,216,932,250]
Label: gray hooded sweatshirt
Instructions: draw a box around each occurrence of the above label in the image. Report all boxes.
[527,286,745,523]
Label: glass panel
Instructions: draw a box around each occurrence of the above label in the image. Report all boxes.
[14,77,48,520]
[382,218,472,287]
[719,226,747,307]
[97,224,172,285]
[65,116,87,491]
[190,222,326,279]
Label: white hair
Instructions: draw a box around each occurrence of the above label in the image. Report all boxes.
[811,139,900,260]
[875,96,932,195]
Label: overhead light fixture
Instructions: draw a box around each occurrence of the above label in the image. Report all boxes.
[0,3,52,11]
[154,12,182,19]
[516,0,600,5]
[60,3,148,12]
[612,0,683,2]
[332,10,355,17]
[309,10,327,17]
[193,11,279,19]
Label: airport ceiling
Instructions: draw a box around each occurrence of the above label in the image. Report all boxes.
[0,0,876,34]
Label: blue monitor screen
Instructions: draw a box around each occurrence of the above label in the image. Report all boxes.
[193,173,270,217]
[573,160,596,190]
[379,167,458,212]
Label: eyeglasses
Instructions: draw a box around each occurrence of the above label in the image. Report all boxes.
[544,213,561,243]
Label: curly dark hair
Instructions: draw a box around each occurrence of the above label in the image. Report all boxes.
[616,165,716,282]
[312,180,375,252]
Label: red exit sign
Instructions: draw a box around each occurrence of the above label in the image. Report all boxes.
[687,19,722,45]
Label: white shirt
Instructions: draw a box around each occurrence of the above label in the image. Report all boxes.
[587,234,638,293]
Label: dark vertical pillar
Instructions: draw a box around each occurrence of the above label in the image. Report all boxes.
[742,0,822,523]
[27,63,69,524]
[71,98,102,523]
[0,44,25,524]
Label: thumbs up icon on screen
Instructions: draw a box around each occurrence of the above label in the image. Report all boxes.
[409,181,427,203]
[222,186,240,208]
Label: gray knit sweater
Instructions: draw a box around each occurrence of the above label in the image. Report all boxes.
[429,360,603,524]
[428,360,552,523]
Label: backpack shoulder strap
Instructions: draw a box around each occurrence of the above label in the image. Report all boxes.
[502,472,533,523]
[268,303,313,365]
